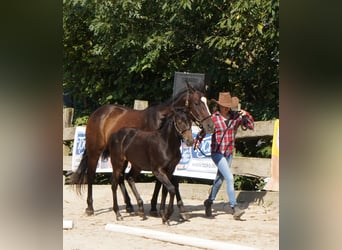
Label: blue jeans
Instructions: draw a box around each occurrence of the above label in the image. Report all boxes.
[208,153,236,207]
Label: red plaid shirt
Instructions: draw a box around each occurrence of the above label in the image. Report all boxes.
[196,111,254,156]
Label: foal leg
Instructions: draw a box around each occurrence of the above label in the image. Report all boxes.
[153,171,175,225]
[118,163,134,214]
[150,176,186,218]
[150,179,162,217]
[111,170,123,221]
[159,184,168,219]
[126,173,146,220]
[118,174,134,214]
[172,176,190,221]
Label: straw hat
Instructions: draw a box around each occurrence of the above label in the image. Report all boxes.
[211,92,239,108]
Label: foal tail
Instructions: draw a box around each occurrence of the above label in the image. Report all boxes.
[70,149,88,195]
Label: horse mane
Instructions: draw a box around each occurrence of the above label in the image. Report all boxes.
[167,89,188,105]
[146,83,204,115]
[157,107,189,131]
[158,109,174,130]
[169,84,204,104]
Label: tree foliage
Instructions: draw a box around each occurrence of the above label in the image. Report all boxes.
[63,0,279,120]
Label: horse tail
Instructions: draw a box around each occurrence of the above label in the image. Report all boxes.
[71,149,88,195]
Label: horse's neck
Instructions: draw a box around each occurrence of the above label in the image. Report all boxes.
[161,91,188,110]
[142,106,166,130]
[143,92,187,130]
[170,91,187,107]
[161,117,181,146]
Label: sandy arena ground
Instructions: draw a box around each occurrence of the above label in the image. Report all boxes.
[63,182,279,250]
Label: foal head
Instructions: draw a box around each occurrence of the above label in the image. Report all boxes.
[172,109,194,147]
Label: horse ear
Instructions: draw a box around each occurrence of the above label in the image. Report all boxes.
[186,81,196,93]
[203,81,209,93]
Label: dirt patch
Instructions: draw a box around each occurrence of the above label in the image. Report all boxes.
[63,183,279,250]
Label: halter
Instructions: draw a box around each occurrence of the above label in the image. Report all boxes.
[173,115,192,138]
[190,112,212,129]
[183,89,212,129]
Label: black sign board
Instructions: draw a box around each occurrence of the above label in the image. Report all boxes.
[172,72,206,97]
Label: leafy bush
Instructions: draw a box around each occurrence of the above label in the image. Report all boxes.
[234,175,266,191]
[74,115,89,126]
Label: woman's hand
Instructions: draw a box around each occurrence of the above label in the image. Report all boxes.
[239,109,247,116]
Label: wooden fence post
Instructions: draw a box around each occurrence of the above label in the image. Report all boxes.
[63,108,74,128]
[63,108,74,156]
[133,100,148,110]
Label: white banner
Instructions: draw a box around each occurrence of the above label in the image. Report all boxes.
[72,126,218,180]
[71,126,112,173]
[173,126,217,180]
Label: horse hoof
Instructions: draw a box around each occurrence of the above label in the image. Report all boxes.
[116,215,124,221]
[85,208,94,216]
[126,205,134,214]
[159,210,165,217]
[149,210,159,217]
[177,200,184,208]
[179,212,190,221]
[138,211,146,218]
[162,219,171,226]
[161,215,170,225]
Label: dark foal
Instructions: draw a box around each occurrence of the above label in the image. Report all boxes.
[107,109,193,224]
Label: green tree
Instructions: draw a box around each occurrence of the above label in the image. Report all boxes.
[63,0,279,121]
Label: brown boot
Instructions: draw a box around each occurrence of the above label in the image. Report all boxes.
[233,205,245,220]
[204,199,213,217]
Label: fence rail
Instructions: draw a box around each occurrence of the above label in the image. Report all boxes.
[63,108,275,178]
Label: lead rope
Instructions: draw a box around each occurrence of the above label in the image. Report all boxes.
[173,116,191,138]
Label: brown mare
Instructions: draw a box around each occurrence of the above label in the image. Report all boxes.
[71,83,214,217]
[107,108,193,224]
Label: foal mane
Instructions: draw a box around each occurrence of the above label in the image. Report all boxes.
[157,109,175,130]
[157,107,189,131]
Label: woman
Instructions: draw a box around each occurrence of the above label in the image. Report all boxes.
[194,92,254,220]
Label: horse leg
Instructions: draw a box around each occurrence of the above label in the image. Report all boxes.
[153,171,175,225]
[85,155,98,216]
[71,148,96,216]
[86,173,94,215]
[126,173,146,220]
[172,175,190,221]
[150,179,162,217]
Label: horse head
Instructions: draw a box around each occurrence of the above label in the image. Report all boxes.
[173,108,194,147]
[185,82,214,134]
